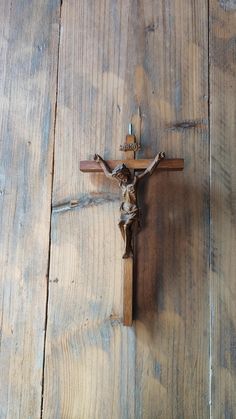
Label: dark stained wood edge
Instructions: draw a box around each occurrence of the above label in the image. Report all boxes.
[80,158,184,172]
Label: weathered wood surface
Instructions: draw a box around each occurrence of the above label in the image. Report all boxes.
[0,0,60,418]
[2,0,234,418]
[80,158,184,172]
[43,1,209,418]
[43,1,136,418]
[210,1,236,418]
[133,1,209,417]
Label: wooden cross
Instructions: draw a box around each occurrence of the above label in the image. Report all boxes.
[80,128,184,326]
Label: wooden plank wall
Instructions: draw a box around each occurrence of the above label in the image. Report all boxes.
[0,0,60,417]
[134,0,209,417]
[0,1,235,418]
[43,2,135,417]
[210,1,236,418]
[43,1,209,418]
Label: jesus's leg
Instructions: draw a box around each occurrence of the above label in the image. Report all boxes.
[123,223,133,258]
[118,220,125,241]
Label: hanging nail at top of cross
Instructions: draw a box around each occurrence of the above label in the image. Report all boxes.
[80,124,184,326]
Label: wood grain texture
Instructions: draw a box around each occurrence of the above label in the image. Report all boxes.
[80,158,184,172]
[43,2,136,418]
[210,1,236,418]
[43,1,209,418]
[132,1,209,417]
[0,0,60,417]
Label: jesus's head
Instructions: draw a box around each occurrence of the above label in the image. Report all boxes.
[112,164,131,183]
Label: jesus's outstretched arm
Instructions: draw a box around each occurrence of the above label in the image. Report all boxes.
[94,154,112,178]
[136,151,165,180]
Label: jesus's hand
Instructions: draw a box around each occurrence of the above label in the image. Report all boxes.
[94,154,101,163]
[156,151,165,161]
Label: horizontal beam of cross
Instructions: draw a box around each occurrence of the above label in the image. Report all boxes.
[80,158,184,173]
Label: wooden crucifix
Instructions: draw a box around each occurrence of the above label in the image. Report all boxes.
[80,126,184,326]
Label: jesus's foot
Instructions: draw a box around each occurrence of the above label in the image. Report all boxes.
[122,251,133,259]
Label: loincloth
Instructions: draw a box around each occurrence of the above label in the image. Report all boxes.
[119,203,140,224]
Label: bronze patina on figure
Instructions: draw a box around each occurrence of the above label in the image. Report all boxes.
[94,151,165,258]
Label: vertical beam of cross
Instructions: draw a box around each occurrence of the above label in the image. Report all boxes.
[123,124,136,326]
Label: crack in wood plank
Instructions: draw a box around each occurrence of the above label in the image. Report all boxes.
[52,193,120,213]
[40,1,64,418]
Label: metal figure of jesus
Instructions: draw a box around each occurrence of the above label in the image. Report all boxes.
[94,151,165,258]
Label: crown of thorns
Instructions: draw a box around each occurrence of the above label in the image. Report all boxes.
[112,164,131,177]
